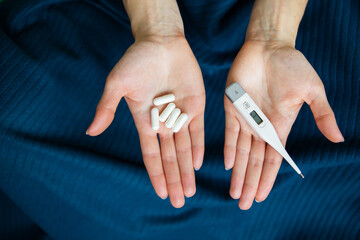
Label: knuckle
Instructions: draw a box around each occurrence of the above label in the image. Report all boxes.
[181,171,195,181]
[260,178,275,190]
[236,146,250,156]
[240,128,251,137]
[232,170,245,183]
[177,146,191,155]
[162,155,177,163]
[167,178,182,186]
[253,137,263,144]
[190,126,204,135]
[243,182,258,193]
[159,133,173,141]
[98,105,116,114]
[265,156,282,166]
[192,145,204,153]
[225,125,240,134]
[143,152,160,160]
[224,108,234,116]
[248,156,263,168]
[149,172,164,179]
[176,127,188,134]
[224,144,236,152]
[315,112,335,122]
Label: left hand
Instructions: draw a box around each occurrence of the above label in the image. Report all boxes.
[224,40,344,210]
[86,36,205,208]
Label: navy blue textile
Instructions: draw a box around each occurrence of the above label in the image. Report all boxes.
[0,0,359,239]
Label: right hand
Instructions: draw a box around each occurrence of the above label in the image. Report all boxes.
[224,41,344,210]
[86,36,205,208]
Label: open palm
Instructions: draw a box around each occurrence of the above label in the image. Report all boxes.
[87,37,205,208]
[224,41,344,210]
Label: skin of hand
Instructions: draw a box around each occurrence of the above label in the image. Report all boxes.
[86,0,205,208]
[224,0,344,210]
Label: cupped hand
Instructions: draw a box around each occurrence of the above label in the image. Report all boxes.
[224,41,344,210]
[87,36,205,208]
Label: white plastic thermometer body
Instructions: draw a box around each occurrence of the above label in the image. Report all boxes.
[225,82,304,178]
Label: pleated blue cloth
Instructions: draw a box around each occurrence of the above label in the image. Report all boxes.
[0,0,359,239]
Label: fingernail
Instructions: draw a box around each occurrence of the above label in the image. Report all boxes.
[340,138,345,142]
[225,167,231,171]
[85,130,89,135]
[194,167,200,171]
[160,196,167,200]
[255,199,262,203]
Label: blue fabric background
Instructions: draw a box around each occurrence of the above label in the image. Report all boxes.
[0,0,359,239]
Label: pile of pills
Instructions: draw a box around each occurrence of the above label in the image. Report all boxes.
[151,94,188,132]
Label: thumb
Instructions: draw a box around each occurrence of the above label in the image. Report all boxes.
[306,82,344,143]
[86,75,126,136]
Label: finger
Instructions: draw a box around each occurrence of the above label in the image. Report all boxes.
[255,144,283,202]
[189,114,205,170]
[159,132,185,208]
[229,129,251,199]
[175,127,196,198]
[139,131,168,200]
[238,137,266,210]
[224,111,240,170]
[86,76,126,136]
[255,121,290,203]
[306,83,344,143]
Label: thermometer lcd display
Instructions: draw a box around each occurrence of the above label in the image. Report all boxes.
[250,110,263,125]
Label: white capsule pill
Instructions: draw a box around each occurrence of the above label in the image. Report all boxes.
[165,108,181,128]
[153,94,175,106]
[172,113,188,132]
[159,103,176,122]
[151,108,159,131]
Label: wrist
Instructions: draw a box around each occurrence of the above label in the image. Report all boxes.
[123,0,184,42]
[245,0,308,48]
[245,27,297,48]
[132,23,185,43]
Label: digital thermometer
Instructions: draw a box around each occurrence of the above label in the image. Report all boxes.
[225,82,304,178]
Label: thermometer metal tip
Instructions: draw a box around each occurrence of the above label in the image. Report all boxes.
[300,173,305,179]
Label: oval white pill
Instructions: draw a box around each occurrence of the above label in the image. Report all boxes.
[159,103,176,122]
[172,113,188,132]
[153,94,175,106]
[165,108,181,128]
[151,108,159,131]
